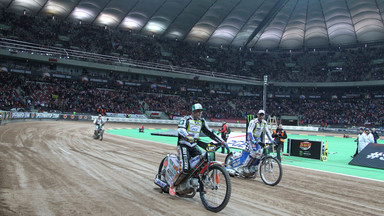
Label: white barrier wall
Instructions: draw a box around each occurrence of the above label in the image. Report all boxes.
[1,111,319,132]
[92,116,319,131]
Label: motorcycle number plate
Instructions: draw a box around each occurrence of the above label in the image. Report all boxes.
[232,158,241,168]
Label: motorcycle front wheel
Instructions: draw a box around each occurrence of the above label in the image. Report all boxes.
[259,156,282,186]
[199,164,231,212]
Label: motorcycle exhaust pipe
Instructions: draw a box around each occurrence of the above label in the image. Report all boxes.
[226,169,237,176]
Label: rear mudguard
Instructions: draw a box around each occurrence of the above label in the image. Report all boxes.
[209,161,225,167]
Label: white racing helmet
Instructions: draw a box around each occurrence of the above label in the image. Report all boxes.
[192,103,203,111]
[257,109,265,115]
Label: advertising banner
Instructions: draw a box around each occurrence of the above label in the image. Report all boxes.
[106,113,129,118]
[149,111,161,119]
[226,133,247,150]
[90,78,108,83]
[288,139,324,160]
[10,69,32,74]
[129,114,147,119]
[211,118,246,124]
[172,116,183,120]
[62,114,77,120]
[35,113,60,119]
[77,115,90,121]
[52,74,71,79]
[11,112,28,119]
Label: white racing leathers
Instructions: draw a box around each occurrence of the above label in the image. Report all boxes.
[244,118,274,166]
[367,132,375,144]
[172,115,223,186]
[93,118,106,130]
[358,132,369,153]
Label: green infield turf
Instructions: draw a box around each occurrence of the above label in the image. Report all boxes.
[107,128,384,181]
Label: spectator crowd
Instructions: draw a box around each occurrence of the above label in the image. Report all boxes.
[1,70,383,128]
[1,9,384,128]
[1,10,384,83]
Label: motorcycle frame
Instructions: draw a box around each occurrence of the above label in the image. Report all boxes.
[187,147,224,179]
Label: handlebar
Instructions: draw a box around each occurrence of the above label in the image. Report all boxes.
[254,141,277,149]
[186,137,223,152]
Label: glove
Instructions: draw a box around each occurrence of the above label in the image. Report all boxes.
[185,135,195,143]
[206,143,216,151]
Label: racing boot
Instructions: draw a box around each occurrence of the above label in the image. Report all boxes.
[243,155,255,168]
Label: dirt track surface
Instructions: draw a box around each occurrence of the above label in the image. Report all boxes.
[1,121,383,216]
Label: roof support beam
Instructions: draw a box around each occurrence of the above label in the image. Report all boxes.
[36,0,49,16]
[344,0,358,43]
[160,0,193,37]
[374,0,384,25]
[277,0,298,48]
[139,0,167,33]
[65,0,82,20]
[116,0,140,29]
[6,0,15,9]
[182,0,218,41]
[245,0,288,47]
[229,1,264,48]
[206,0,242,45]
[92,0,114,25]
[303,0,309,47]
[319,0,330,46]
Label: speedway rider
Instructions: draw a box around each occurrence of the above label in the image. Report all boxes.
[244,109,276,167]
[93,114,106,140]
[169,103,226,196]
[218,121,230,154]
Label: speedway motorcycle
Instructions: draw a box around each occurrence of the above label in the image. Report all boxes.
[225,142,282,186]
[154,142,231,212]
[93,123,104,141]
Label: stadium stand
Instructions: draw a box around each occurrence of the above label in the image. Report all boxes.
[0,10,383,128]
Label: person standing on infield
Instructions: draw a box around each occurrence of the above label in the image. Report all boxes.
[272,123,287,162]
[218,121,230,154]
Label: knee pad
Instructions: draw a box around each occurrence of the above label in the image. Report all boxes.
[178,146,190,173]
[250,151,257,158]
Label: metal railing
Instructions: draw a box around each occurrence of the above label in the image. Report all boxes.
[0,37,258,82]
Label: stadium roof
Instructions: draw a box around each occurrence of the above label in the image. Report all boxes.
[2,0,384,49]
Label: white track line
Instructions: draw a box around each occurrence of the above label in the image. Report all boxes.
[282,163,384,183]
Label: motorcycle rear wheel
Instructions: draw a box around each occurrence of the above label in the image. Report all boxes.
[224,152,234,168]
[157,157,169,193]
[199,164,231,212]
